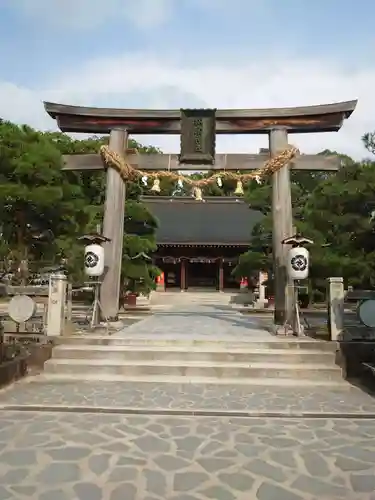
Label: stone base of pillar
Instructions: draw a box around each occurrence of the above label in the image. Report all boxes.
[254,299,267,309]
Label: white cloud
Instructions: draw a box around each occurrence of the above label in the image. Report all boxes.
[0,51,372,159]
[7,0,176,29]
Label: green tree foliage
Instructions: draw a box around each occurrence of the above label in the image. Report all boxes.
[234,144,375,295]
[0,121,86,266]
[363,132,375,155]
[303,159,375,289]
[2,117,375,297]
[122,200,160,295]
[0,121,161,291]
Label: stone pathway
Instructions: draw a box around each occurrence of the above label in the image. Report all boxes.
[1,379,375,416]
[1,303,375,498]
[0,411,375,499]
[113,305,271,340]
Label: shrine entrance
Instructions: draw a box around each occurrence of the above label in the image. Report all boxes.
[45,99,357,328]
[187,259,218,290]
[185,259,237,291]
[146,196,258,292]
[157,255,240,292]
[163,260,181,290]
[157,258,239,292]
[158,257,239,292]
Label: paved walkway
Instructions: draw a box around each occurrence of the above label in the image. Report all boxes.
[0,411,374,499]
[1,379,375,416]
[0,304,375,498]
[113,305,279,340]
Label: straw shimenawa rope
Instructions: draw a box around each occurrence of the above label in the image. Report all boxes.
[99,144,299,187]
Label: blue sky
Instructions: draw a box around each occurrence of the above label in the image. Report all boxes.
[0,0,374,158]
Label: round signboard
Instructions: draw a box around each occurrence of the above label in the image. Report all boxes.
[357,299,375,328]
[8,295,36,323]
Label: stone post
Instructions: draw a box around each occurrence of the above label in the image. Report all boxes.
[327,277,344,341]
[47,273,67,337]
[66,282,73,322]
[257,271,266,308]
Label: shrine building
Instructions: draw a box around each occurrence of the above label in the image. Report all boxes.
[143,196,263,291]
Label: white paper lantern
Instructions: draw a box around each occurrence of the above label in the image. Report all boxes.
[84,244,105,276]
[287,246,309,280]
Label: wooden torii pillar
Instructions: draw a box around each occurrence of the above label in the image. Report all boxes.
[101,129,128,320]
[44,100,357,323]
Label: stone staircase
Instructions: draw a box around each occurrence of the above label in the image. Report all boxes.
[45,334,344,386]
[150,290,252,307]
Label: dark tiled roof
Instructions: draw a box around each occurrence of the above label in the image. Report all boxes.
[142,196,263,245]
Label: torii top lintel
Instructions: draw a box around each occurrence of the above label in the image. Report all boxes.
[44,100,357,135]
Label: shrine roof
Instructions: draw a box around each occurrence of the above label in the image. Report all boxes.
[142,196,263,246]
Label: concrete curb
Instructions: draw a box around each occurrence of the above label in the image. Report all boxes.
[239,308,327,315]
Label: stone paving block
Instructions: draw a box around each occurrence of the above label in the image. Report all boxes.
[0,411,372,498]
[2,378,375,415]
[113,304,271,339]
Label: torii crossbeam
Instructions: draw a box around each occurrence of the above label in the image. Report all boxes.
[45,100,357,326]
[61,152,341,172]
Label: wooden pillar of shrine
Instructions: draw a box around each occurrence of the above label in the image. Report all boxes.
[218,258,224,292]
[100,129,128,321]
[181,260,187,291]
[270,128,294,326]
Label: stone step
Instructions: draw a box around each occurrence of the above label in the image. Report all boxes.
[52,344,335,364]
[151,301,233,307]
[44,358,342,381]
[56,336,336,352]
[36,373,348,387]
[150,295,234,304]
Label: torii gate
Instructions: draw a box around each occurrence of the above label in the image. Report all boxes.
[44,100,357,324]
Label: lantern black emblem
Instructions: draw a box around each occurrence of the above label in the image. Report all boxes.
[85,251,99,269]
[291,254,307,272]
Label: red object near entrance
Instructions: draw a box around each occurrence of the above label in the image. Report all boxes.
[156,272,165,286]
[240,277,248,290]
[127,293,137,307]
